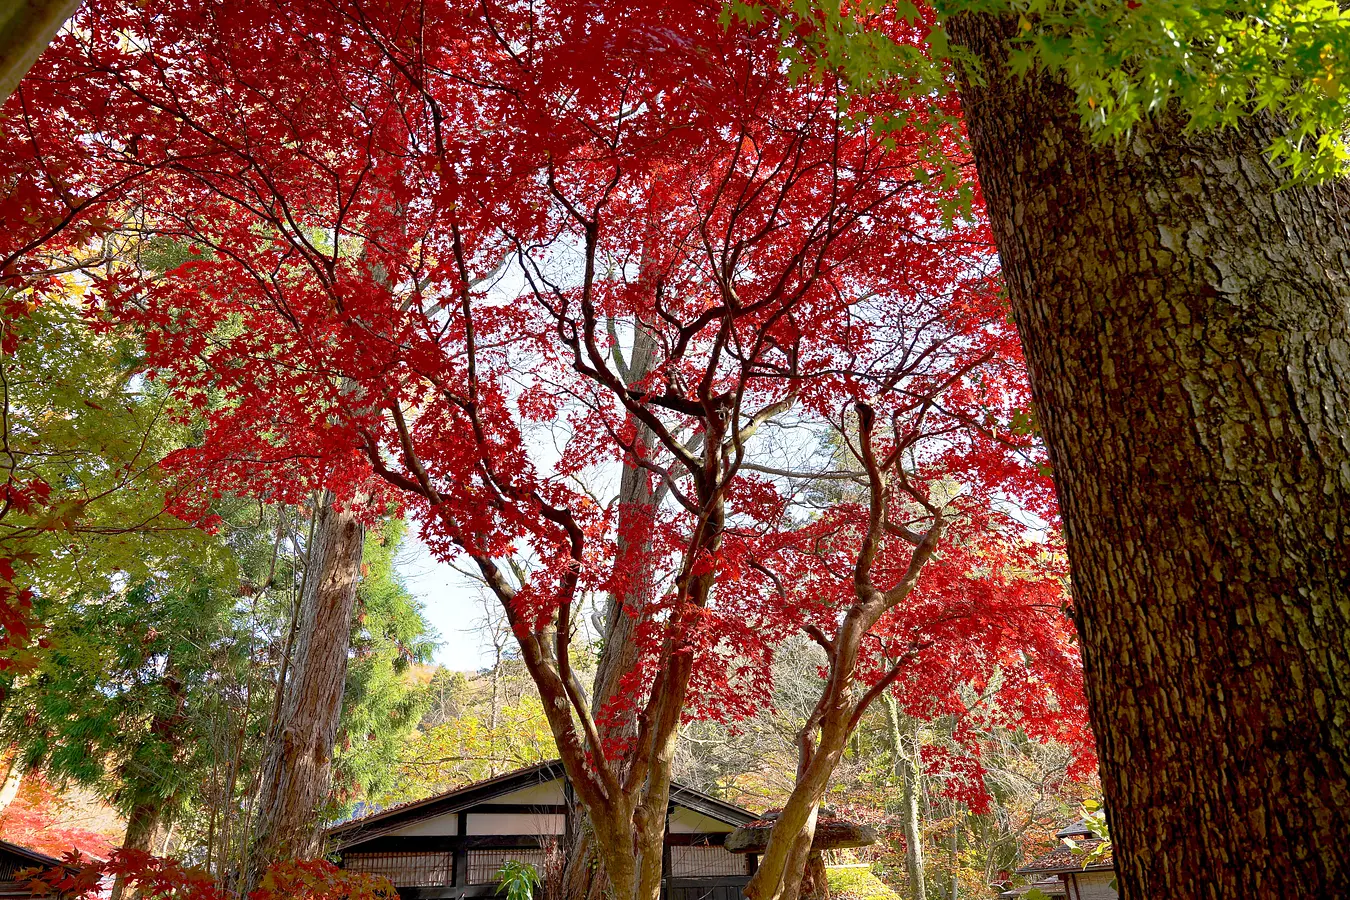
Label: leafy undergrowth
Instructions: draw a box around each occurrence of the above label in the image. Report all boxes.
[25,853,397,900]
[826,866,902,900]
[0,776,118,858]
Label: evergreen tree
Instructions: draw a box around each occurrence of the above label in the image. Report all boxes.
[332,518,436,813]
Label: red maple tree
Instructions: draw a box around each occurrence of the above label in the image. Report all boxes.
[1,1,1090,896]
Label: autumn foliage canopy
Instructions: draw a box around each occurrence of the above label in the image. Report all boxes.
[1,0,1091,888]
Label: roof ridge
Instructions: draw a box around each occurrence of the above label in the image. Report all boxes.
[328,759,759,846]
[328,759,564,835]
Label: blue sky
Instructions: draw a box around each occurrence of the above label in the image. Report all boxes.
[395,528,499,671]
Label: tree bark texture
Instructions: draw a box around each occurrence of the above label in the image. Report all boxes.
[249,490,364,882]
[0,0,80,105]
[948,14,1350,897]
[882,696,924,900]
[801,853,829,900]
[563,326,662,900]
[110,803,164,900]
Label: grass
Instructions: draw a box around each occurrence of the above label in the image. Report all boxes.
[825,866,901,900]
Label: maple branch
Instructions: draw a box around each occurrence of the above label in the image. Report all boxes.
[853,400,887,601]
[846,641,932,735]
[740,462,867,482]
[803,624,835,656]
[376,406,607,791]
[884,518,927,547]
[881,513,946,608]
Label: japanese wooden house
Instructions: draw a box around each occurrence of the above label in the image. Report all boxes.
[1009,820,1117,900]
[329,760,759,900]
[0,840,79,899]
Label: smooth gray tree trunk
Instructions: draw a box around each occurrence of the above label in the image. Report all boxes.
[883,696,924,900]
[562,325,660,900]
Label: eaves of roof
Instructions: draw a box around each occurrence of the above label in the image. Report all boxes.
[328,759,757,849]
[1015,839,1114,877]
[0,839,80,870]
[328,760,567,848]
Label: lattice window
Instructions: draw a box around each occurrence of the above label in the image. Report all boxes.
[467,848,547,884]
[342,851,453,887]
[670,846,747,878]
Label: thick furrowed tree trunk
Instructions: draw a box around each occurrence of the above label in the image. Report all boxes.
[110,802,163,900]
[247,490,364,886]
[948,14,1350,897]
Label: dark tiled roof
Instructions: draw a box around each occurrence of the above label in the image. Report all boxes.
[328,760,567,846]
[0,840,66,869]
[329,759,757,849]
[1055,819,1099,839]
[1016,838,1113,876]
[1000,878,1066,899]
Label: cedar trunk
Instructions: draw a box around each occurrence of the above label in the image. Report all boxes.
[948,14,1350,897]
[249,490,364,882]
[110,803,163,900]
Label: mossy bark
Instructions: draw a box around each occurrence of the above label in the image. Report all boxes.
[0,0,79,104]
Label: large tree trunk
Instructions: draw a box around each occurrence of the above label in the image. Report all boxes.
[947,14,1350,897]
[109,803,163,900]
[0,0,79,105]
[563,326,660,900]
[247,490,364,886]
[882,697,924,900]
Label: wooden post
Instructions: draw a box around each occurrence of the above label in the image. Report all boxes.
[455,811,469,896]
[661,805,673,900]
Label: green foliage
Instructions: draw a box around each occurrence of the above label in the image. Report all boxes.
[983,0,1350,181]
[1065,798,1114,887]
[380,690,557,806]
[333,518,436,810]
[0,275,264,826]
[825,866,901,900]
[1,498,291,826]
[729,0,1350,182]
[494,859,541,900]
[0,281,217,606]
[2,261,436,851]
